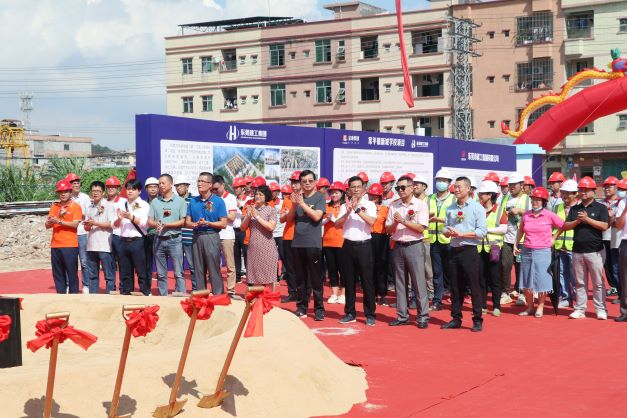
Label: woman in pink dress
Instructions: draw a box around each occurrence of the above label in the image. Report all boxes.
[241,185,279,288]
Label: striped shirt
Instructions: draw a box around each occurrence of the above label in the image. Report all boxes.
[181,194,194,245]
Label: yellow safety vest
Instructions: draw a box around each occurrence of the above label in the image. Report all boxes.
[553,203,574,251]
[478,204,504,253]
[420,195,430,241]
[428,193,455,244]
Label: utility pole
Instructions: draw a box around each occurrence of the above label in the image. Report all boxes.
[20,92,34,132]
[448,17,480,141]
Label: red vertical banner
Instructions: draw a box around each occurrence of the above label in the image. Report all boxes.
[396,0,414,108]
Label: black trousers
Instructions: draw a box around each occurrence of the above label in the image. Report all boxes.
[447,246,482,323]
[119,237,150,295]
[323,246,342,287]
[341,240,376,318]
[234,227,247,280]
[291,247,324,313]
[479,250,501,310]
[144,234,155,279]
[282,239,297,296]
[51,247,79,294]
[371,233,389,297]
[274,236,285,276]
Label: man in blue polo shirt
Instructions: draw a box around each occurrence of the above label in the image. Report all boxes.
[148,174,188,296]
[186,171,227,293]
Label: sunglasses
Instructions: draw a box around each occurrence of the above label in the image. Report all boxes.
[395,185,410,192]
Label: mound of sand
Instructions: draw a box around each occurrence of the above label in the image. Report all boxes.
[0,294,367,417]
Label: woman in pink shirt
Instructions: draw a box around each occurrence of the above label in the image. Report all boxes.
[514,187,564,317]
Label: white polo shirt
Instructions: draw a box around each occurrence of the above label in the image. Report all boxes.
[338,195,377,241]
[85,199,116,252]
[385,196,429,242]
[71,192,91,236]
[119,197,150,238]
[219,191,238,240]
[107,196,128,236]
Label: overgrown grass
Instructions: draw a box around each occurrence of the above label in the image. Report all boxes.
[0,165,53,202]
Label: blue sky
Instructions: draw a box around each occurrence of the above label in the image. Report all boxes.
[0,0,431,150]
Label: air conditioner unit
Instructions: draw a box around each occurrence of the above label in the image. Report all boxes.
[336,46,345,59]
[336,88,346,102]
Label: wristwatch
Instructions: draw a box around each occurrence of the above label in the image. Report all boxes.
[354,207,362,214]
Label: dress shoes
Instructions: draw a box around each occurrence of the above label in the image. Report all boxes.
[614,314,627,322]
[389,319,411,326]
[440,320,462,329]
[417,320,429,329]
[471,321,483,332]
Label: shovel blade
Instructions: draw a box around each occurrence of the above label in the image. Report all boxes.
[111,414,132,418]
[152,399,187,418]
[197,390,230,408]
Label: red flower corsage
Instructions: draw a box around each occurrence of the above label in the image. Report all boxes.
[406,209,415,222]
[163,209,171,217]
[205,201,213,211]
[97,206,104,215]
[456,210,464,223]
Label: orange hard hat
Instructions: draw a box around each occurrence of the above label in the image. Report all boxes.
[329,181,346,192]
[499,176,509,187]
[603,176,619,186]
[65,172,80,182]
[280,184,293,194]
[367,183,384,196]
[357,171,369,183]
[268,182,280,192]
[244,175,253,184]
[524,176,536,187]
[289,171,302,181]
[617,179,627,190]
[317,177,331,189]
[403,172,416,180]
[251,176,266,188]
[105,176,121,187]
[483,172,500,183]
[232,177,246,188]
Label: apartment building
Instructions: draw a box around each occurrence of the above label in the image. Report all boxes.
[165,2,454,137]
[451,0,627,181]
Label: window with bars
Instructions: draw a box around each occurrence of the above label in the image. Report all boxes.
[315,39,331,63]
[270,84,286,106]
[516,58,553,90]
[360,77,379,101]
[566,12,593,39]
[201,95,212,112]
[269,43,285,66]
[316,80,332,103]
[201,57,212,73]
[411,29,442,54]
[620,18,627,33]
[182,97,193,113]
[567,59,593,85]
[360,36,378,59]
[517,104,550,127]
[516,12,553,45]
[182,58,193,74]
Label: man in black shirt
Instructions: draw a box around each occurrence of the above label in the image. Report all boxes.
[286,170,327,321]
[561,177,609,319]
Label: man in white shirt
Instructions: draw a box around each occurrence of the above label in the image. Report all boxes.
[614,179,627,321]
[213,175,241,300]
[386,175,430,328]
[67,172,91,293]
[84,181,116,294]
[115,179,151,295]
[105,176,127,292]
[335,175,377,326]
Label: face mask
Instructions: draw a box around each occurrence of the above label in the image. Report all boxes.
[618,191,627,199]
[532,207,543,213]
[436,181,449,192]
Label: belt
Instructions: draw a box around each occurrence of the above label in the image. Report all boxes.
[121,236,142,242]
[156,233,181,240]
[395,240,423,247]
[345,239,371,245]
[194,230,218,236]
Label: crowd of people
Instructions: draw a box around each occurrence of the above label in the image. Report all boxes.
[47,168,627,331]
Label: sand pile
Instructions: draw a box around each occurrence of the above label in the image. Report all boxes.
[0,294,367,417]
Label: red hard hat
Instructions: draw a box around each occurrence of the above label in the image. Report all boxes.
[578,176,597,189]
[232,177,246,188]
[317,177,331,189]
[268,182,280,192]
[344,179,350,190]
[105,176,121,187]
[244,175,253,184]
[280,184,293,194]
[251,176,266,188]
[289,171,302,181]
[499,176,509,187]
[524,176,536,187]
[483,172,500,183]
[357,171,369,183]
[530,186,549,201]
[617,179,627,190]
[379,171,395,184]
[603,176,619,186]
[449,184,455,193]
[548,172,566,183]
[56,179,72,192]
[403,172,416,180]
[367,183,384,196]
[329,181,346,192]
[65,172,80,182]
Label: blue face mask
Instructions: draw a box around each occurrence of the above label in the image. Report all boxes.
[436,181,449,192]
[532,206,543,213]
[618,190,627,199]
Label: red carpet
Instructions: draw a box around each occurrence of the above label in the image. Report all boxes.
[2,269,627,417]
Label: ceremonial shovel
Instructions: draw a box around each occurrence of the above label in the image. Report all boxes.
[108,304,145,418]
[43,311,70,418]
[197,285,264,408]
[153,290,211,418]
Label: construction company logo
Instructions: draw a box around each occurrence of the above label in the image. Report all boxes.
[460,150,500,163]
[342,134,360,144]
[226,125,268,142]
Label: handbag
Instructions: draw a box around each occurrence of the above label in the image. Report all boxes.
[489,244,501,263]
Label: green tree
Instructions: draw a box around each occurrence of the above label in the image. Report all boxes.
[42,157,87,183]
[92,144,115,155]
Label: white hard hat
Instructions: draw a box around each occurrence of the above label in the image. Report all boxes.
[469,177,478,189]
[413,175,429,186]
[560,179,578,192]
[144,177,159,187]
[478,180,499,194]
[508,172,524,184]
[434,169,453,181]
[174,176,191,186]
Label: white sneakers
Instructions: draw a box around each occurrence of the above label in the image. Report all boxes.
[327,295,339,304]
[82,286,89,294]
[596,311,607,320]
[516,294,526,306]
[500,293,513,305]
[337,294,345,304]
[569,310,585,319]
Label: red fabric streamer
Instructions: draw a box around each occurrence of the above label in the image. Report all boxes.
[395,0,414,108]
[119,167,136,199]
[19,297,23,310]
[125,305,160,338]
[244,288,281,338]
[180,293,231,320]
[26,318,98,352]
[0,315,11,342]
